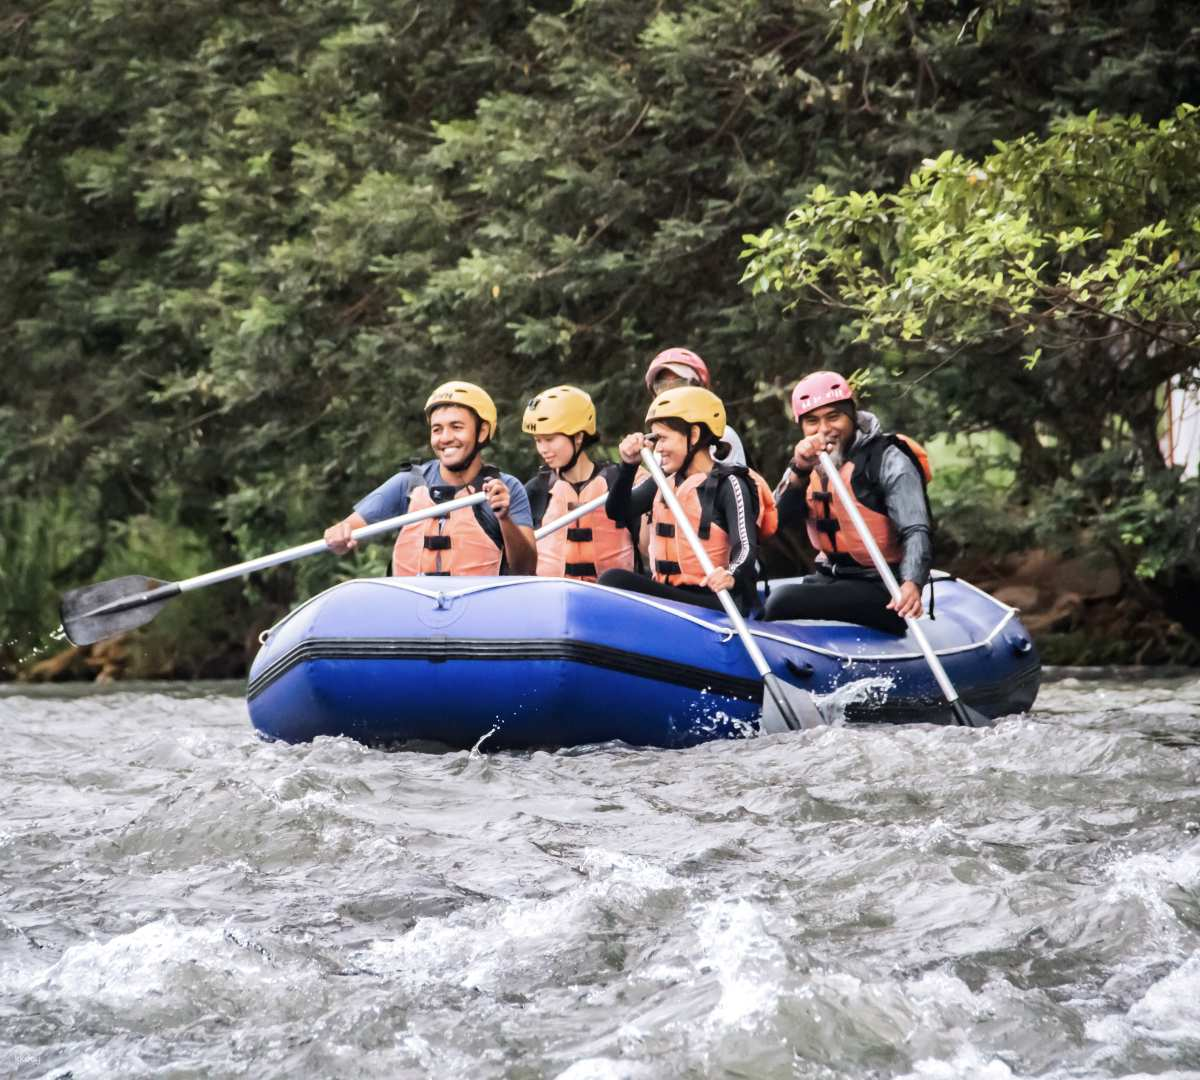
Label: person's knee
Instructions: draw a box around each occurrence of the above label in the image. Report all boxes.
[763,586,805,621]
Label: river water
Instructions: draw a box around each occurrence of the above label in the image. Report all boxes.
[1,672,1198,1079]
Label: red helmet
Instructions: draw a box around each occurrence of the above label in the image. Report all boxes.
[791,371,854,420]
[644,347,710,392]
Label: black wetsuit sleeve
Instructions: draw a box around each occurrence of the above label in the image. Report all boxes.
[605,462,656,526]
[714,473,758,585]
[774,468,811,529]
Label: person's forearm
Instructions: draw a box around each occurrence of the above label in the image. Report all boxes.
[605,462,637,525]
[606,464,655,525]
[898,529,932,588]
[720,477,758,581]
[501,521,538,574]
[774,481,809,529]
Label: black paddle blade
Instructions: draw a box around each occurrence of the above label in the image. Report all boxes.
[760,672,828,734]
[951,699,994,728]
[60,575,179,646]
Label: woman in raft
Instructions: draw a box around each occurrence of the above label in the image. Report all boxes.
[522,385,637,582]
[600,386,767,614]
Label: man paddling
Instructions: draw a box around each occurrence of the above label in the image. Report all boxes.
[325,381,537,575]
[764,371,931,633]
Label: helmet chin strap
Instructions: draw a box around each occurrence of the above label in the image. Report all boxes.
[679,429,702,478]
[559,434,585,477]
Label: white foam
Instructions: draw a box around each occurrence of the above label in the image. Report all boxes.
[693,898,786,1030]
[552,1058,656,1080]
[895,1046,1022,1079]
[363,848,681,994]
[24,917,313,1021]
[1101,842,1200,955]
[1087,954,1200,1050]
[812,676,894,725]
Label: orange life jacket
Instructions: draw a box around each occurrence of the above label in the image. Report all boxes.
[805,433,931,569]
[650,472,732,586]
[640,463,777,539]
[747,467,778,539]
[536,467,635,582]
[391,466,504,576]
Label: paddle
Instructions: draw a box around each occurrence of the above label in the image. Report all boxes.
[60,491,489,647]
[533,493,608,541]
[816,450,992,728]
[640,447,826,734]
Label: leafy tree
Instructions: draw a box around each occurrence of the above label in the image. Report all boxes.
[3,0,1199,669]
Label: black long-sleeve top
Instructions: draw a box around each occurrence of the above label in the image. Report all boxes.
[605,462,759,589]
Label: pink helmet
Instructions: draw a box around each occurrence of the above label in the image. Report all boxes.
[791,371,854,420]
[644,347,711,392]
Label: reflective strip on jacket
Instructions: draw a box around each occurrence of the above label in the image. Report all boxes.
[650,472,730,586]
[538,472,635,582]
[391,478,503,576]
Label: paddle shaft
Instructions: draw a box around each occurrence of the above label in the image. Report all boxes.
[639,449,773,678]
[82,492,490,619]
[816,451,963,706]
[533,493,608,541]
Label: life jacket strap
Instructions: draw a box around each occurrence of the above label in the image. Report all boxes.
[655,522,675,538]
[566,527,593,543]
[423,535,452,551]
[813,518,840,536]
[655,559,682,577]
[697,473,722,541]
[565,561,597,578]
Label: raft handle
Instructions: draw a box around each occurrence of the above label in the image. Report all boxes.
[785,659,815,679]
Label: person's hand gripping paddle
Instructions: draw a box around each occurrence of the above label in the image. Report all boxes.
[60,492,489,647]
[641,447,826,734]
[817,451,991,728]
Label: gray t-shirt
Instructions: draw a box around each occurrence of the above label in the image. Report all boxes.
[354,459,533,551]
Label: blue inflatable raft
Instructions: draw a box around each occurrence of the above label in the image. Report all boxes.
[246,574,1040,749]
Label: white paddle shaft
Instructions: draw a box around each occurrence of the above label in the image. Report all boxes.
[815,451,961,704]
[533,493,609,541]
[640,449,772,680]
[178,492,489,593]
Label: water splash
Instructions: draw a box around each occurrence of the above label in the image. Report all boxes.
[811,675,895,725]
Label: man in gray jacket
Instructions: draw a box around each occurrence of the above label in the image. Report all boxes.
[764,370,931,633]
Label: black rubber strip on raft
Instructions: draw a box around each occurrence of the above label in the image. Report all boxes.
[246,637,767,703]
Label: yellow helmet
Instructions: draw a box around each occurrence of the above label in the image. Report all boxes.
[522,386,597,437]
[645,386,726,438]
[424,381,498,433]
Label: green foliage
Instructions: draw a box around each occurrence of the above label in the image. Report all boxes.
[0,493,100,676]
[90,515,248,677]
[2,0,1199,670]
[741,107,1200,363]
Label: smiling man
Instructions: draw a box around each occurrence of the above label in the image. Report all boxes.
[764,371,932,632]
[324,381,536,576]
